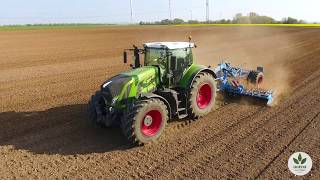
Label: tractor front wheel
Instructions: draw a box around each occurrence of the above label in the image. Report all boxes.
[189,72,217,118]
[121,99,168,145]
[88,91,107,127]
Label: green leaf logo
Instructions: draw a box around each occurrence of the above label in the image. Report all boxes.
[293,153,307,164]
[293,158,300,164]
[288,152,312,176]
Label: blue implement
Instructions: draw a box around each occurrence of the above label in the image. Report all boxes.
[213,61,274,105]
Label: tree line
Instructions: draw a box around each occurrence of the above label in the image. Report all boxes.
[139,12,308,25]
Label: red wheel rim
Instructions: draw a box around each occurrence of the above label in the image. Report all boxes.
[196,83,212,109]
[257,76,263,84]
[141,110,162,137]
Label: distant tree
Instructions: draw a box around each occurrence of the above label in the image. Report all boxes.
[219,19,227,24]
[160,19,172,25]
[203,20,215,24]
[188,20,200,24]
[249,12,258,17]
[233,15,250,24]
[137,12,305,25]
[235,13,243,19]
[250,15,275,24]
[173,18,185,24]
[289,17,299,24]
[216,19,231,24]
[232,12,275,24]
[283,17,299,24]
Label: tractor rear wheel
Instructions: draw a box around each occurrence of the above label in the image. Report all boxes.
[121,98,168,145]
[189,72,217,118]
[247,71,264,85]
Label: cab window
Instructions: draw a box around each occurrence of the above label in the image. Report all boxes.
[144,48,166,66]
[170,48,193,65]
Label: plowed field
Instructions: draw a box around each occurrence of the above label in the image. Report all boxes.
[0,26,319,179]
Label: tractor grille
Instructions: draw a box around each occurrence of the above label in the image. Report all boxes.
[101,75,132,102]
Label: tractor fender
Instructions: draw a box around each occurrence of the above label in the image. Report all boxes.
[186,68,217,90]
[179,64,217,90]
[141,93,172,119]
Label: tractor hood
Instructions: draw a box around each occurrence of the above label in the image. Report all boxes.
[120,66,158,80]
[101,66,160,106]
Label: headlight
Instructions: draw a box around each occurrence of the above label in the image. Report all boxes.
[102,81,112,88]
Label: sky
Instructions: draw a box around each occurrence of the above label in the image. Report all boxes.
[0,0,319,25]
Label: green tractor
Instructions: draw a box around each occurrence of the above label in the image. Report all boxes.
[88,41,217,145]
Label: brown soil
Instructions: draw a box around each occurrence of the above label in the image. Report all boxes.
[0,26,319,179]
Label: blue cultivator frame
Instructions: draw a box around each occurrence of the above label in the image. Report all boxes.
[213,61,274,105]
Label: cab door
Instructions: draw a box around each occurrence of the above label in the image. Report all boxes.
[170,48,193,86]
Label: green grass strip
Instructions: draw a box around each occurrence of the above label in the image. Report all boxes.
[174,24,320,27]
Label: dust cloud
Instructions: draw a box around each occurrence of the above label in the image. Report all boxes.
[190,27,293,105]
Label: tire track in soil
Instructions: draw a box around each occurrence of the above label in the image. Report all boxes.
[259,113,320,179]
[255,111,320,179]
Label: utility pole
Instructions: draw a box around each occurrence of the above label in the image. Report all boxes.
[206,0,209,22]
[130,0,133,23]
[169,0,172,20]
[190,10,193,20]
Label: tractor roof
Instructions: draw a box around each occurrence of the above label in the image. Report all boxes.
[144,42,195,50]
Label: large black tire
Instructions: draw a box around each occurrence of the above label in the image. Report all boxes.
[189,72,217,118]
[88,91,107,127]
[247,71,264,85]
[121,99,168,145]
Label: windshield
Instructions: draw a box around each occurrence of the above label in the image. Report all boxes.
[170,48,193,65]
[144,48,193,66]
[144,48,166,66]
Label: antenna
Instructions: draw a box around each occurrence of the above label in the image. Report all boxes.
[130,0,133,23]
[206,0,209,22]
[169,0,172,20]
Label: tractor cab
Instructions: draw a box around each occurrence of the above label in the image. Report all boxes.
[124,42,195,87]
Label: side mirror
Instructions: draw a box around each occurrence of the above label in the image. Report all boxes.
[123,51,128,64]
[170,56,177,71]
